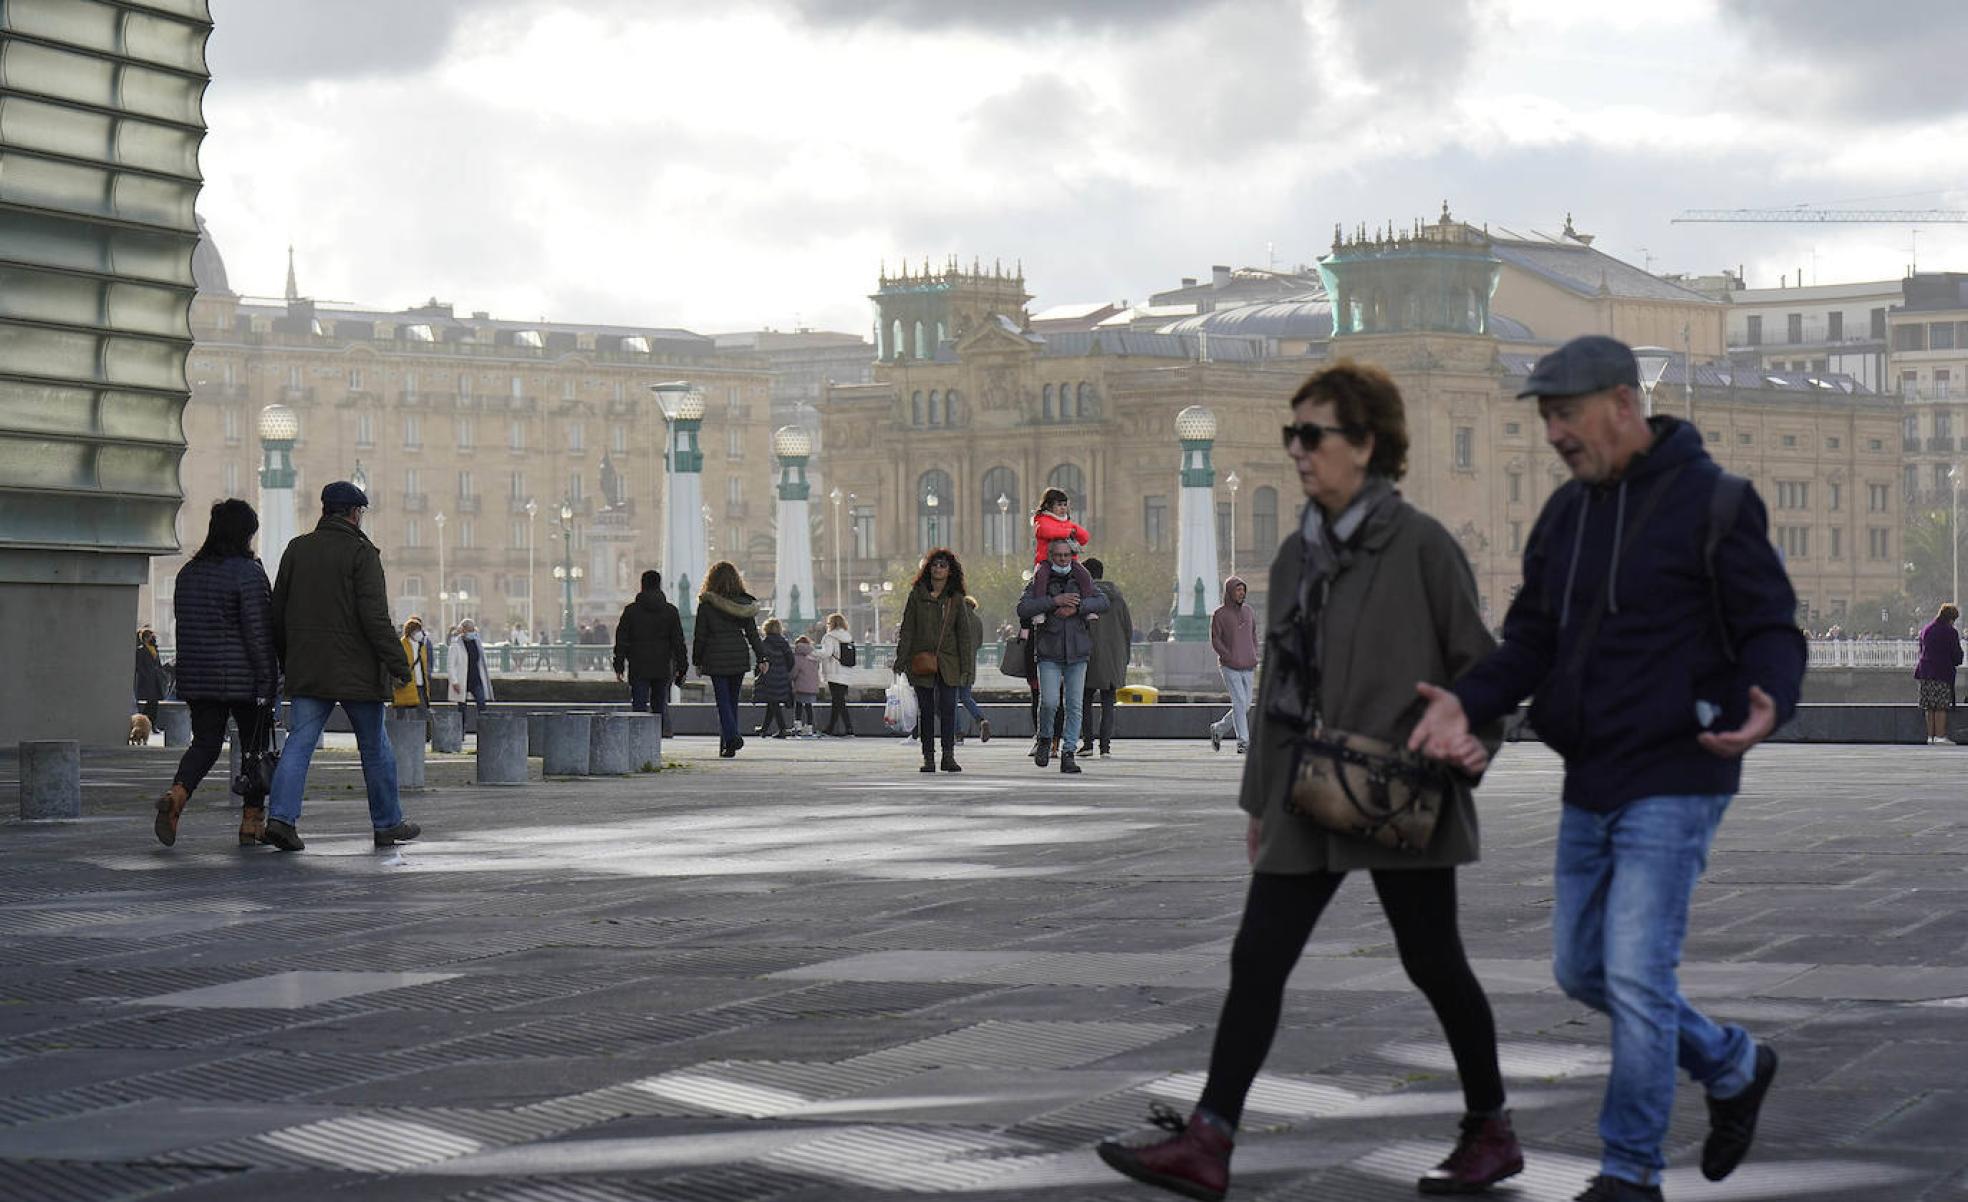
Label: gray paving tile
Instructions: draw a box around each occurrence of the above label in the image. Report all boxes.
[130,971,462,1010]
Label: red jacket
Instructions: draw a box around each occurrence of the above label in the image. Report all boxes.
[1032,512,1091,563]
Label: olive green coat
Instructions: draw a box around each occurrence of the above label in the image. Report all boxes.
[1238,498,1502,873]
[270,516,411,701]
[895,584,972,688]
[958,605,984,687]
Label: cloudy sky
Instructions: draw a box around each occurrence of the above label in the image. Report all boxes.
[198,0,1968,337]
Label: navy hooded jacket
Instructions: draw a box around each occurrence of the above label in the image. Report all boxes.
[1451,417,1806,811]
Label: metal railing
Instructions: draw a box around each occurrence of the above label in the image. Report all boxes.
[1807,639,1918,669]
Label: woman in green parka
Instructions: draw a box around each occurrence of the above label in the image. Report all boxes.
[1098,361,1519,1200]
[894,547,972,774]
[691,560,764,758]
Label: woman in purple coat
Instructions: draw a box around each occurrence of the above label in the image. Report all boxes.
[1915,602,1963,744]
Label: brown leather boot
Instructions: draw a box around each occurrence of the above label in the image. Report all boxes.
[153,783,190,847]
[238,805,267,846]
[1417,1110,1524,1194]
[1096,1103,1232,1201]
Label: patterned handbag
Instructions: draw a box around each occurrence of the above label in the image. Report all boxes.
[1285,726,1449,855]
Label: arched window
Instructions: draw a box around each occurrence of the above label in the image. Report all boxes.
[914,321,927,360]
[935,320,947,346]
[918,468,953,552]
[1252,486,1279,553]
[911,391,924,426]
[928,390,942,426]
[891,319,904,361]
[981,466,1019,557]
[1047,463,1086,517]
[1058,386,1072,421]
[1042,383,1053,421]
[945,389,960,426]
[1076,381,1094,418]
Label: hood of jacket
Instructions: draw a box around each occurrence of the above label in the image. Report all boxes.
[1221,575,1247,604]
[699,590,758,619]
[793,641,812,657]
[633,587,670,613]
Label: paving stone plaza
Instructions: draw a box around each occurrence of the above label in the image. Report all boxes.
[1,737,1964,1202]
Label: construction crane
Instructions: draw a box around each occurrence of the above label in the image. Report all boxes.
[1673,209,1968,223]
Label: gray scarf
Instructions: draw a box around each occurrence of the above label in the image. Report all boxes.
[1273,475,1399,728]
[1298,475,1398,614]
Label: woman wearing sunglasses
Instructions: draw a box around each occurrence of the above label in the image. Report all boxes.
[1098,361,1519,1199]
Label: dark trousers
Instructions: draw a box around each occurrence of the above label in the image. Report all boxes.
[628,678,669,716]
[760,701,790,735]
[456,678,486,717]
[1080,686,1116,749]
[915,682,957,757]
[710,675,742,744]
[824,682,853,734]
[139,699,160,721]
[1198,869,1505,1127]
[172,700,270,804]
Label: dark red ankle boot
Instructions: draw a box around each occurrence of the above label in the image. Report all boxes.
[1096,1102,1232,1201]
[1417,1110,1524,1194]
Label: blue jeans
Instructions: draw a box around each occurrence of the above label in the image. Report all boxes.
[1036,659,1087,750]
[710,675,742,744]
[1553,794,1757,1185]
[1212,667,1254,744]
[267,698,403,831]
[956,684,985,728]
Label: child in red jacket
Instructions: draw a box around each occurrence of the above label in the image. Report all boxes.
[1032,487,1090,564]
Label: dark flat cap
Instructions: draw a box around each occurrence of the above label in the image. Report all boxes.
[1517,335,1639,399]
[320,480,369,509]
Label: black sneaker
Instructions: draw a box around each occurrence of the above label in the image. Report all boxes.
[1574,1176,1662,1202]
[1703,1044,1777,1181]
[1034,738,1051,768]
[261,819,304,852]
[1060,752,1081,775]
[373,821,421,848]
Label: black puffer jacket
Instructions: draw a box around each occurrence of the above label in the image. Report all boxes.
[612,587,687,682]
[691,591,763,678]
[754,632,794,703]
[172,554,278,702]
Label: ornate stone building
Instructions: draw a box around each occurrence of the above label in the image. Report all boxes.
[149,231,775,642]
[820,211,1899,636]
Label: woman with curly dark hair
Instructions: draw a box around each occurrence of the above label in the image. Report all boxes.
[894,547,973,772]
[691,560,764,758]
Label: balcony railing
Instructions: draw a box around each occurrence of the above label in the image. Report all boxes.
[507,496,535,515]
[401,492,428,512]
[1905,437,1922,452]
[725,500,750,518]
[278,386,314,405]
[1927,436,1957,453]
[456,494,481,514]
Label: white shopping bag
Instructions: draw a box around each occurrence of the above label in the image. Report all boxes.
[883,674,918,735]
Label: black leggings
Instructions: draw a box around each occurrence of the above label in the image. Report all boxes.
[1197,869,1505,1127]
[760,701,789,735]
[824,682,852,734]
[171,700,270,804]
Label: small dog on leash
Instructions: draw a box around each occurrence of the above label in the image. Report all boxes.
[128,714,153,745]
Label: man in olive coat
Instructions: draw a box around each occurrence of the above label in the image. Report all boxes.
[1078,558,1133,757]
[263,481,420,852]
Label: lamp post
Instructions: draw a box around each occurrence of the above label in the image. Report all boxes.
[1634,346,1672,418]
[860,580,893,643]
[433,510,448,630]
[1225,470,1240,580]
[556,498,580,672]
[651,381,707,636]
[1172,405,1220,641]
[524,497,537,638]
[997,493,1009,568]
[256,404,300,579]
[771,426,815,625]
[830,486,844,616]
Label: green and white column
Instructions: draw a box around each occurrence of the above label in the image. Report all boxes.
[771,426,816,626]
[256,403,299,574]
[1172,404,1220,642]
[652,382,708,634]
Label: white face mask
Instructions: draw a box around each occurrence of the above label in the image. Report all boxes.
[1049,561,1072,575]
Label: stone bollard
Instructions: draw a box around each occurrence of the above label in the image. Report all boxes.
[476,713,528,785]
[526,712,547,756]
[19,741,81,821]
[429,707,464,753]
[627,712,663,771]
[388,715,427,791]
[589,713,637,776]
[542,712,593,776]
[156,701,192,747]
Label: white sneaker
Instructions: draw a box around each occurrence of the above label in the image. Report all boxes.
[1209,726,1222,752]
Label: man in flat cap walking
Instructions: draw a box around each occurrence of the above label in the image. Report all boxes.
[1411,335,1804,1201]
[262,480,422,852]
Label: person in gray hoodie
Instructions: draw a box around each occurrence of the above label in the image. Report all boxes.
[1208,576,1259,753]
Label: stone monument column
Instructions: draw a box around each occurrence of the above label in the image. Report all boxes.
[1172,405,1221,642]
[771,427,816,627]
[256,404,299,574]
[651,383,708,635]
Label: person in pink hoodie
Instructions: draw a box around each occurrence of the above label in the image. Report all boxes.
[791,635,822,736]
[1208,576,1258,753]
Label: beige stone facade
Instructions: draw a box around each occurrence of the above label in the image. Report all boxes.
[146,269,774,642]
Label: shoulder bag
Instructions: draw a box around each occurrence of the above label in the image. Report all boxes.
[1286,724,1449,855]
[908,597,954,677]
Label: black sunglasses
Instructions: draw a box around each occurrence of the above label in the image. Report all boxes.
[1281,421,1365,450]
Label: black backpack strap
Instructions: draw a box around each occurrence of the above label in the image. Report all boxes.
[1705,472,1750,664]
[1564,462,1689,677]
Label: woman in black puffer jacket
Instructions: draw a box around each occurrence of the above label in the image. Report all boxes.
[691,560,765,757]
[152,499,280,848]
